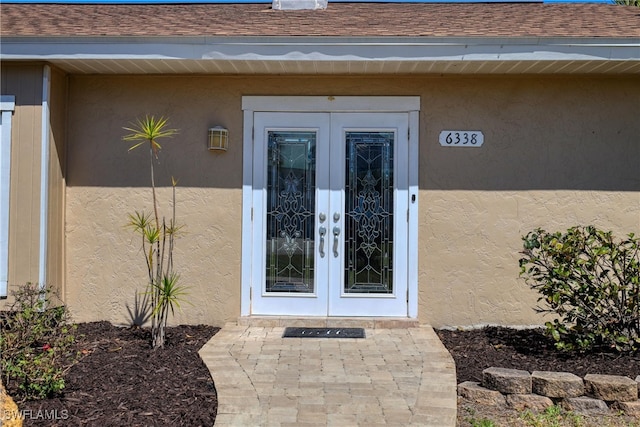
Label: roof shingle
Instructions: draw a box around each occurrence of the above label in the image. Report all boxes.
[2,2,639,38]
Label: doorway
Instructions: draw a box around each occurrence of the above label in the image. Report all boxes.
[241,97,419,317]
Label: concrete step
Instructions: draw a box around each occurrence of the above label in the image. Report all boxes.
[237,316,419,329]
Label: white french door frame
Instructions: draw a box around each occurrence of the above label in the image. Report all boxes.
[241,96,420,318]
[327,112,409,316]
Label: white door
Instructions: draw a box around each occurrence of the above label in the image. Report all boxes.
[250,111,411,317]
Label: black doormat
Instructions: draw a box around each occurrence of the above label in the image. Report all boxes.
[283,327,366,338]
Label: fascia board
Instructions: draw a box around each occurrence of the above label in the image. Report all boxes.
[2,36,639,62]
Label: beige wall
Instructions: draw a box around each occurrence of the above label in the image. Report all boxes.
[64,74,639,327]
[46,67,68,297]
[416,77,640,327]
[0,64,67,308]
[1,64,43,308]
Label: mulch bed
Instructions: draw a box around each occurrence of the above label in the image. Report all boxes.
[16,322,219,427]
[437,326,640,384]
[9,323,640,426]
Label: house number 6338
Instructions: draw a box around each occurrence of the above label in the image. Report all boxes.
[439,131,484,147]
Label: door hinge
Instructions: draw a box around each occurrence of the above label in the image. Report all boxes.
[251,207,254,221]
[408,128,410,140]
[406,289,409,303]
[250,287,253,301]
[407,209,409,222]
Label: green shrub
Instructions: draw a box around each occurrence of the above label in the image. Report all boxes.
[0,283,79,401]
[519,226,640,352]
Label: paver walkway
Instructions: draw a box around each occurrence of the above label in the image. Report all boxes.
[199,319,457,426]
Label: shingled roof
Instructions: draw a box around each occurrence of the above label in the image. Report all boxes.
[2,2,639,75]
[2,2,640,38]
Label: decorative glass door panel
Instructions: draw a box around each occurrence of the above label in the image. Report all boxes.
[266,131,316,294]
[251,111,409,317]
[344,132,394,294]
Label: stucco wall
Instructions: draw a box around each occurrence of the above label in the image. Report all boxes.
[47,67,67,296]
[65,75,243,326]
[417,77,640,327]
[64,75,640,327]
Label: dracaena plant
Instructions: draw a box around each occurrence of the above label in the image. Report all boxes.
[123,116,188,349]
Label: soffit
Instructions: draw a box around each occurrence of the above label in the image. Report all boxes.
[1,3,639,75]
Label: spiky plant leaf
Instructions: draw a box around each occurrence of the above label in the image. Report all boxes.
[123,115,178,156]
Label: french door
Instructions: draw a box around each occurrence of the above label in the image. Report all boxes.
[249,111,410,316]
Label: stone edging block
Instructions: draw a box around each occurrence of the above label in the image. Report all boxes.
[532,371,584,398]
[562,396,610,414]
[613,401,640,417]
[585,374,638,402]
[506,394,554,412]
[458,381,506,406]
[459,367,639,416]
[483,367,531,394]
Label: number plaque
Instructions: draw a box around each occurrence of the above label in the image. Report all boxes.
[439,131,484,147]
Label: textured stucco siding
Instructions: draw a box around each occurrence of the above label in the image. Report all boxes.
[64,75,640,327]
[416,76,640,327]
[65,75,243,326]
[420,190,639,328]
[46,67,67,297]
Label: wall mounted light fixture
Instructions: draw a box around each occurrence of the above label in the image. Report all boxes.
[208,126,228,151]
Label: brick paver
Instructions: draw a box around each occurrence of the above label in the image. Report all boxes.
[199,321,456,426]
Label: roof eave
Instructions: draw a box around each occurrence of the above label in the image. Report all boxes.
[2,36,639,75]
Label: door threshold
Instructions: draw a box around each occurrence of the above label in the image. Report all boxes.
[238,316,418,329]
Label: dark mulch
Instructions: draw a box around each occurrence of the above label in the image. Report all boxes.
[437,326,640,384]
[10,323,640,426]
[16,321,219,427]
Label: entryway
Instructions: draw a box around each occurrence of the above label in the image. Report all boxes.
[199,323,457,426]
[241,97,419,318]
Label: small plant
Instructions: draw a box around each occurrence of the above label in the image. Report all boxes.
[520,405,584,427]
[470,418,497,427]
[123,115,188,349]
[0,283,78,401]
[520,226,640,352]
[463,406,497,427]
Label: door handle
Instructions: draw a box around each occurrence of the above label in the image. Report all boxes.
[319,226,326,258]
[333,226,340,257]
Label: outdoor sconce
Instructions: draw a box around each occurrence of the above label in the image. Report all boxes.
[208,126,228,152]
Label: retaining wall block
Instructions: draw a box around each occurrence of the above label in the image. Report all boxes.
[458,381,506,406]
[561,396,609,415]
[531,371,584,398]
[483,367,532,394]
[506,394,554,412]
[584,374,638,402]
[613,401,640,417]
